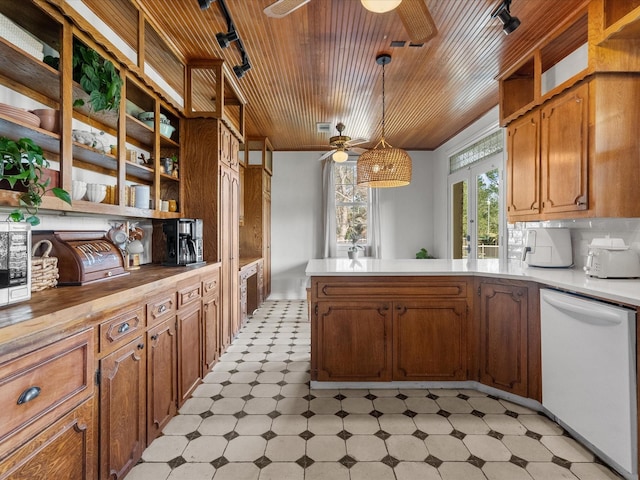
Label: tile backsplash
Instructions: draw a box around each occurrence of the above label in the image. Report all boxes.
[508,218,640,269]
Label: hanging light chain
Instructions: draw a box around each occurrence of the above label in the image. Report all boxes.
[381,59,386,140]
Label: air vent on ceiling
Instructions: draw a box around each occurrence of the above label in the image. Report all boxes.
[390,40,406,48]
[409,42,425,48]
[316,122,332,133]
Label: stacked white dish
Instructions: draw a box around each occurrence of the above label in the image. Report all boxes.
[71,180,87,200]
[85,183,106,203]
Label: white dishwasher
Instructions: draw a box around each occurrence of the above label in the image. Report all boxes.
[540,289,637,479]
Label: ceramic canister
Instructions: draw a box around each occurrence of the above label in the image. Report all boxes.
[133,185,150,209]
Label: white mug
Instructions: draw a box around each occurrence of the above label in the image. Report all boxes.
[160,200,169,212]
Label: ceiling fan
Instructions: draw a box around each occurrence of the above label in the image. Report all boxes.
[264,0,437,44]
[318,123,368,162]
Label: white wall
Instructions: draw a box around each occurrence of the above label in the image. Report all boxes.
[270,150,436,299]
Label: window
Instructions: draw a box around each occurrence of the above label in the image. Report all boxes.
[335,161,368,252]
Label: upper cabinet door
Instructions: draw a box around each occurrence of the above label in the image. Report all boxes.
[540,82,589,214]
[507,111,540,220]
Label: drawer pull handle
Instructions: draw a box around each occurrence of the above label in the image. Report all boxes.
[118,322,130,334]
[151,334,159,341]
[189,291,196,298]
[158,304,167,313]
[17,386,41,405]
[137,343,145,350]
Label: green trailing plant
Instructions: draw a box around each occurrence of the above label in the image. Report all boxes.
[0,137,72,226]
[44,40,122,113]
[416,248,435,259]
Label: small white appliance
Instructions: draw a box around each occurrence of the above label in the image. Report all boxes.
[584,237,640,279]
[522,227,573,267]
[541,289,637,479]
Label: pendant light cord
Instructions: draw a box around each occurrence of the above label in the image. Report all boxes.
[381,60,386,140]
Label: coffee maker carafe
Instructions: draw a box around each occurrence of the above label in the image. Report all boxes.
[162,219,204,266]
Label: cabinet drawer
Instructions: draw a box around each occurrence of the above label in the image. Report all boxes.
[99,307,145,353]
[147,293,177,326]
[178,282,202,308]
[0,329,94,452]
[202,277,219,297]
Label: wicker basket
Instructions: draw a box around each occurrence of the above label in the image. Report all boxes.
[31,240,59,292]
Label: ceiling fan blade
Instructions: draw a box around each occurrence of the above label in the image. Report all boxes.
[345,137,368,147]
[317,149,336,161]
[351,147,368,154]
[396,0,438,44]
[264,0,311,18]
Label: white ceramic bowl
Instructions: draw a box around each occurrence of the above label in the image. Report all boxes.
[85,183,106,203]
[71,180,87,200]
[159,123,175,138]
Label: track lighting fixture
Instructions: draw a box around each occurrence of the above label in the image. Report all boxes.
[216,29,239,49]
[491,0,520,35]
[233,57,251,79]
[198,0,214,10]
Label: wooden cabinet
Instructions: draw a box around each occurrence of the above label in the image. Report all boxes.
[393,300,468,381]
[506,111,540,219]
[0,2,183,220]
[477,279,540,399]
[99,336,146,480]
[202,266,221,372]
[176,279,203,406]
[183,119,240,354]
[146,318,177,444]
[507,83,589,222]
[0,329,95,470]
[314,301,393,382]
[311,277,471,383]
[0,398,96,480]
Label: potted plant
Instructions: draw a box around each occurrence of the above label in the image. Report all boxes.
[0,137,72,226]
[44,40,122,113]
[416,247,436,259]
[347,221,365,259]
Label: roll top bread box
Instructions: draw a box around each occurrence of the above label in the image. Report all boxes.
[33,231,128,285]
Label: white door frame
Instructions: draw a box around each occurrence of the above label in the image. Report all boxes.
[447,153,506,262]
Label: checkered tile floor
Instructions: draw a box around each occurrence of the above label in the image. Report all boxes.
[126,299,622,480]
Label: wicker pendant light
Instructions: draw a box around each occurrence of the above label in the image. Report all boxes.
[357,53,412,188]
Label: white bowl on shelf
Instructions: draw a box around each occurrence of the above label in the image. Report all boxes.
[159,123,175,138]
[71,180,87,200]
[85,183,106,203]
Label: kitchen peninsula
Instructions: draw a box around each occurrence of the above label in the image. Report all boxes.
[306,258,640,479]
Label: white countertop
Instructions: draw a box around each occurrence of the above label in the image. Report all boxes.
[305,258,640,307]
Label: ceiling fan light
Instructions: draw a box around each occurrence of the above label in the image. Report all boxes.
[361,0,402,13]
[332,149,349,163]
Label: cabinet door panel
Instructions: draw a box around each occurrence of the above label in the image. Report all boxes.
[100,337,146,480]
[203,294,220,373]
[314,302,392,382]
[147,319,177,444]
[393,301,468,381]
[507,112,540,218]
[479,283,529,396]
[0,398,96,480]
[177,303,203,406]
[541,83,589,214]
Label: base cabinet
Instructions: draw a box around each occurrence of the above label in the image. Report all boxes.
[146,319,177,444]
[99,337,146,480]
[314,302,393,382]
[202,269,221,373]
[393,300,468,381]
[0,398,96,480]
[177,302,203,406]
[478,280,539,398]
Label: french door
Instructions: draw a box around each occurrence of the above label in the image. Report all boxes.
[449,155,504,261]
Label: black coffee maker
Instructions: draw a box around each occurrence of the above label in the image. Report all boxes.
[162,219,204,266]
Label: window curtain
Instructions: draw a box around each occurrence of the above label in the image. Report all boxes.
[369,188,381,258]
[321,158,337,258]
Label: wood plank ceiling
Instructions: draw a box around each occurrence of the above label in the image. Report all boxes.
[109,0,586,151]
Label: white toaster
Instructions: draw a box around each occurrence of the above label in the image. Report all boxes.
[584,238,640,278]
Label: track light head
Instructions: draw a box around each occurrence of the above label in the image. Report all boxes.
[233,61,251,79]
[216,30,239,49]
[491,0,521,35]
[198,0,215,10]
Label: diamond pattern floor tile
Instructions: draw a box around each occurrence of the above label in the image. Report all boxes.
[126,299,624,480]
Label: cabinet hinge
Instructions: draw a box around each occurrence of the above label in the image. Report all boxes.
[477,286,481,297]
[95,369,101,386]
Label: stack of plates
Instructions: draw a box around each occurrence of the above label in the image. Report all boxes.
[0,103,40,128]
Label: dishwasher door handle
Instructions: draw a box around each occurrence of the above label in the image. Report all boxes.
[542,293,623,326]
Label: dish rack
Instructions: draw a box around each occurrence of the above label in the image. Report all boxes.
[31,240,59,292]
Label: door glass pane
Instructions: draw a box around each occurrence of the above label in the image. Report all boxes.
[476,168,500,259]
[452,179,468,259]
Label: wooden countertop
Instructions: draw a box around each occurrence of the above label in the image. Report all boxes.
[0,262,221,359]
